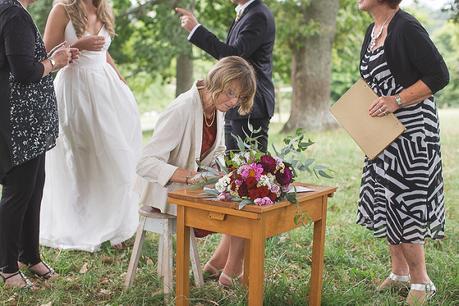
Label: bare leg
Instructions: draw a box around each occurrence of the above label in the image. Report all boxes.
[377,244,411,291]
[390,244,410,275]
[225,236,245,275]
[220,236,245,281]
[402,243,435,305]
[400,243,430,284]
[206,234,231,270]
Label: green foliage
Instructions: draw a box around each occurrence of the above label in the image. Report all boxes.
[433,22,459,107]
[331,0,371,101]
[28,0,53,34]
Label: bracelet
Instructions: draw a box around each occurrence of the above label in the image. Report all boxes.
[395,94,403,107]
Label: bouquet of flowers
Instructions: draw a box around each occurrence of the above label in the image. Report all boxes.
[195,125,331,209]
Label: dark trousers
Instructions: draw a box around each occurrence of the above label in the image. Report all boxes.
[225,117,270,153]
[0,153,45,273]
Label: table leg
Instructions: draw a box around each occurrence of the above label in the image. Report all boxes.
[243,238,250,286]
[176,206,190,306]
[309,197,328,306]
[248,225,265,306]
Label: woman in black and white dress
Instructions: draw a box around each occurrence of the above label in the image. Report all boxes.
[357,0,449,305]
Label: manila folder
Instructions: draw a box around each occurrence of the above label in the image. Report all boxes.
[330,79,405,160]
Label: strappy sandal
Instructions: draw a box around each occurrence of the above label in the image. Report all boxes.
[377,272,410,291]
[1,271,33,289]
[218,271,243,287]
[203,262,223,280]
[406,282,436,305]
[28,261,58,280]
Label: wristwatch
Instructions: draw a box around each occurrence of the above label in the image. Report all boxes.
[395,94,403,107]
[49,58,56,71]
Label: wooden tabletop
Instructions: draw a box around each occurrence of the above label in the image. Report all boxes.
[168,182,336,214]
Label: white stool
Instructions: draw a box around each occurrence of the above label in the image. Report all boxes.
[124,206,204,293]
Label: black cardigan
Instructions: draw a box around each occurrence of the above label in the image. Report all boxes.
[360,9,449,94]
[0,0,58,181]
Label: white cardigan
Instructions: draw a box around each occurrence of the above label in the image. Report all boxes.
[136,83,225,215]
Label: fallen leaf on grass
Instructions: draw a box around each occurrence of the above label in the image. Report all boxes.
[99,289,111,296]
[146,257,154,265]
[101,256,113,264]
[40,302,52,306]
[79,263,89,274]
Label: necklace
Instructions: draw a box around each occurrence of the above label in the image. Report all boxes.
[198,85,216,127]
[204,111,216,127]
[369,12,395,50]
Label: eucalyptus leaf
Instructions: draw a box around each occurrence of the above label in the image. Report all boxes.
[238,199,253,210]
[286,192,297,204]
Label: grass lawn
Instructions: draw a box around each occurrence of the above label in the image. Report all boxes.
[1,109,458,305]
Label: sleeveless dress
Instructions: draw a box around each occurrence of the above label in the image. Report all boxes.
[357,46,445,245]
[39,22,142,252]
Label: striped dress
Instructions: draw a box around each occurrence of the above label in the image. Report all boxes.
[357,46,445,245]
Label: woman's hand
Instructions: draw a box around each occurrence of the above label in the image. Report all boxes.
[48,42,79,64]
[50,48,72,70]
[72,35,105,51]
[369,95,400,117]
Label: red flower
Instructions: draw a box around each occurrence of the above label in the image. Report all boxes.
[246,176,257,189]
[268,192,277,202]
[248,186,270,200]
[260,155,277,173]
[276,166,293,186]
[238,182,248,197]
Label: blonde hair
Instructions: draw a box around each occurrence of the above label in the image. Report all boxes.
[60,0,115,38]
[205,56,256,116]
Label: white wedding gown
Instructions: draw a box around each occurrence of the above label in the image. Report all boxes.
[40,22,142,252]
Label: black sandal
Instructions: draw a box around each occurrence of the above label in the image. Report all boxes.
[28,261,57,280]
[1,271,33,289]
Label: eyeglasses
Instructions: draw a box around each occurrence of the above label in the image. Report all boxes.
[224,88,246,106]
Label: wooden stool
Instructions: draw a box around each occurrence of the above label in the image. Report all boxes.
[124,206,204,293]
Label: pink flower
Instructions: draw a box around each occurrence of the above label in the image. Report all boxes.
[239,163,264,180]
[254,197,273,206]
[270,184,280,194]
[217,192,232,201]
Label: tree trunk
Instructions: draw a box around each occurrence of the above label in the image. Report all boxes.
[175,46,194,97]
[282,0,340,132]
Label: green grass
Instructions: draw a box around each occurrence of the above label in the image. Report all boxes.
[1,110,458,305]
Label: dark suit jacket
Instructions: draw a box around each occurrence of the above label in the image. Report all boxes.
[190,0,275,120]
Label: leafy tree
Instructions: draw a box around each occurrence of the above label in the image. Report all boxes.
[433,21,459,107]
[28,0,53,33]
[267,0,340,132]
[331,0,371,101]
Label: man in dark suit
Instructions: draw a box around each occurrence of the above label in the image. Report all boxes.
[176,0,275,153]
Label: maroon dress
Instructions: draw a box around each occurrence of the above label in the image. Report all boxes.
[193,115,217,238]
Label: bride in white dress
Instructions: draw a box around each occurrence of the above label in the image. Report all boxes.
[39,0,142,251]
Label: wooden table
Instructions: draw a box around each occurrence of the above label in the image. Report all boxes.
[168,183,336,306]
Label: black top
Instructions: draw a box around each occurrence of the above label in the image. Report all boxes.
[190,0,276,120]
[360,9,449,94]
[0,0,58,181]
